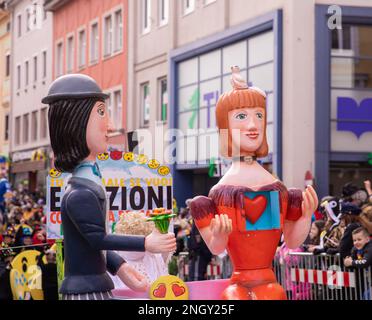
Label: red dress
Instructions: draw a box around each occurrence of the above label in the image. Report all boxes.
[190,180,303,300]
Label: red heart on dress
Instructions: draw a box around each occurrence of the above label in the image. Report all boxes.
[243,195,267,224]
[171,283,186,297]
[153,283,166,298]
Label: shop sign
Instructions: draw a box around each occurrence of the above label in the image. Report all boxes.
[337,97,372,138]
[46,151,173,240]
[12,151,34,163]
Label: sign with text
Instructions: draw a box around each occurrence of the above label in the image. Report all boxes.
[46,152,173,240]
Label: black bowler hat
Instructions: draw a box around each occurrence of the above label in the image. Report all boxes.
[42,74,109,104]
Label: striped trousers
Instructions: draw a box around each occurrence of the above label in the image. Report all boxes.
[62,291,114,300]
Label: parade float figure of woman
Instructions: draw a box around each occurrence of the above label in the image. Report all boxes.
[190,67,318,300]
[43,74,176,300]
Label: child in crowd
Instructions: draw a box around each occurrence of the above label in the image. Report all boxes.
[344,227,372,269]
[344,227,372,300]
[303,220,325,253]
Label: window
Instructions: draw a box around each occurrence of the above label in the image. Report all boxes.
[5,54,10,77]
[15,117,21,145]
[26,7,31,31]
[114,9,123,52]
[141,83,150,127]
[183,0,195,15]
[113,90,122,129]
[32,111,38,141]
[23,114,29,144]
[176,31,275,165]
[17,65,21,90]
[78,29,86,68]
[25,60,29,86]
[142,0,151,34]
[330,24,372,153]
[159,0,169,26]
[40,108,48,139]
[31,2,38,29]
[67,35,74,73]
[42,51,47,78]
[33,56,37,82]
[106,92,112,119]
[104,15,113,56]
[90,22,99,63]
[4,114,9,141]
[159,78,168,122]
[6,21,11,32]
[17,14,22,37]
[56,42,63,76]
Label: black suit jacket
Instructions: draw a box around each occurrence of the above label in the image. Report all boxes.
[60,177,145,294]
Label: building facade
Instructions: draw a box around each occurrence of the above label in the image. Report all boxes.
[7,0,53,191]
[44,0,128,131]
[127,0,372,206]
[0,1,10,172]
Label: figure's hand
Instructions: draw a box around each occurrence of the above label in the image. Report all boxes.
[344,256,353,267]
[301,185,318,219]
[117,263,150,292]
[210,214,232,238]
[145,228,176,254]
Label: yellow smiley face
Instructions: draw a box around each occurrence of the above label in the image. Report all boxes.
[123,152,134,162]
[97,152,109,161]
[148,159,160,170]
[135,154,148,165]
[49,168,61,178]
[150,275,189,300]
[158,166,170,176]
[10,250,44,300]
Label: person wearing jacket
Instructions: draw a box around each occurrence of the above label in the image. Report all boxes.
[43,74,176,300]
[344,227,372,269]
[344,227,372,300]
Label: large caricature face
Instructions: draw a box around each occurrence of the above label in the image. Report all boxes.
[228,107,265,156]
[86,101,114,157]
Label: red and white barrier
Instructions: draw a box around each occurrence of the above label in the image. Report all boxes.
[207,264,221,278]
[290,268,356,288]
[182,264,189,276]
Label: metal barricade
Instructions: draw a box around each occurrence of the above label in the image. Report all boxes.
[177,251,189,281]
[273,252,372,300]
[176,252,232,281]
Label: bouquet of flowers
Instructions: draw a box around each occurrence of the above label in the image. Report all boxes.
[147,208,176,234]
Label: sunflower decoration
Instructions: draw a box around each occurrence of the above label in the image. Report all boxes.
[49,168,62,178]
[97,152,109,161]
[147,208,176,234]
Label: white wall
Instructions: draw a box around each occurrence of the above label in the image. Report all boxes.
[11,0,53,153]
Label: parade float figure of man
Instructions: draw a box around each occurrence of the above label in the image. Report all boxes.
[42,74,176,300]
[190,67,318,300]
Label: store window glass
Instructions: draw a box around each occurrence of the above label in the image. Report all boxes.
[222,41,247,74]
[176,30,275,165]
[330,24,372,153]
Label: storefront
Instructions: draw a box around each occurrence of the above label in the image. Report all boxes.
[10,147,49,192]
[315,5,372,198]
[170,11,283,205]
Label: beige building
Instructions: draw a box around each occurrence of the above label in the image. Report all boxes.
[0,1,10,171]
[7,0,53,191]
[127,0,372,205]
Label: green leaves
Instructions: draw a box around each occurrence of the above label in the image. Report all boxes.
[147,213,176,234]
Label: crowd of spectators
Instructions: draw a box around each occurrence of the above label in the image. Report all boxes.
[0,172,57,300]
